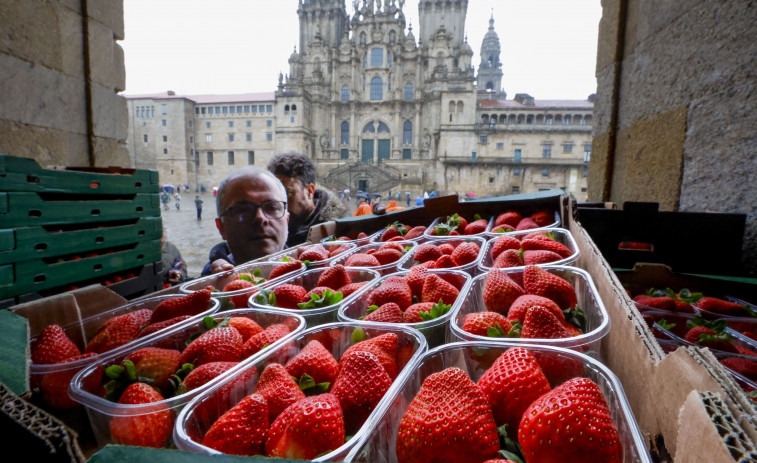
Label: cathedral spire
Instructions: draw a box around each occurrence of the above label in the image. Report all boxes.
[477,10,504,97]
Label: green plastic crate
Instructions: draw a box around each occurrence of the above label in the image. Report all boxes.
[0,239,162,299]
[0,192,160,227]
[0,154,159,194]
[0,217,162,265]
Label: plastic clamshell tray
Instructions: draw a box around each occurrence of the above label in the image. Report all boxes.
[477,227,580,272]
[449,266,610,358]
[178,261,307,309]
[328,241,419,276]
[174,322,428,462]
[485,210,562,236]
[68,308,306,450]
[321,230,381,246]
[266,241,358,268]
[370,223,430,243]
[344,341,652,463]
[338,269,472,348]
[248,267,380,327]
[397,235,487,275]
[28,294,220,409]
[423,214,493,239]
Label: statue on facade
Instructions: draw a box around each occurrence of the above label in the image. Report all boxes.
[320,132,330,149]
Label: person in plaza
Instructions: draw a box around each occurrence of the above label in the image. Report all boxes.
[194,195,203,220]
[161,190,170,211]
[201,167,289,275]
[173,191,181,210]
[406,192,411,207]
[160,229,187,286]
[353,201,372,216]
[267,152,346,247]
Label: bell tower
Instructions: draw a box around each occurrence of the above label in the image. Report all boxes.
[477,12,504,97]
[418,0,468,48]
[297,0,349,50]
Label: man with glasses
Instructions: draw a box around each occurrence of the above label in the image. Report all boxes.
[200,167,289,275]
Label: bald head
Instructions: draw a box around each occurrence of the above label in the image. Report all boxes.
[216,166,287,216]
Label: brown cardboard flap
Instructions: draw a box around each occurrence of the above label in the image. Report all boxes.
[70,285,127,320]
[11,293,82,337]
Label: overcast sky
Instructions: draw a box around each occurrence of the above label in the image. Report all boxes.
[121,0,601,100]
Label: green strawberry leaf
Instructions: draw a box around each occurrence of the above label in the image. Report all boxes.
[419,300,452,321]
[487,324,506,338]
[497,424,525,463]
[297,373,330,396]
[474,213,482,220]
[105,364,125,381]
[238,273,253,282]
[508,320,523,338]
[403,246,412,254]
[282,256,291,262]
[564,306,586,332]
[301,260,312,266]
[518,248,525,260]
[327,236,337,241]
[498,450,525,463]
[297,290,344,310]
[657,319,677,331]
[749,390,757,399]
[698,331,733,344]
[366,305,380,314]
[351,328,365,344]
[253,268,262,277]
[686,315,727,332]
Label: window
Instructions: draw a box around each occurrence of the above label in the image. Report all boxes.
[546,117,553,125]
[514,148,522,163]
[215,106,221,114]
[188,120,192,128]
[341,85,350,101]
[512,186,520,194]
[266,133,272,142]
[228,121,234,127]
[228,151,234,165]
[266,120,272,127]
[543,145,552,158]
[584,144,592,162]
[480,135,488,144]
[246,120,251,127]
[206,121,211,128]
[251,105,257,113]
[403,121,412,144]
[472,151,478,162]
[229,106,235,114]
[189,136,193,143]
[489,177,495,183]
[266,105,272,113]
[161,119,166,126]
[237,105,242,113]
[228,134,234,142]
[583,168,589,177]
[284,105,290,115]
[162,135,167,142]
[222,106,228,114]
[581,187,587,192]
[244,105,250,113]
[206,134,212,142]
[402,148,411,159]
[377,122,390,133]
[258,105,265,113]
[340,149,349,159]
[563,116,570,125]
[404,83,413,100]
[370,77,383,100]
[563,143,573,153]
[389,30,396,43]
[359,31,366,45]
[246,133,252,142]
[207,151,214,165]
[363,122,375,133]
[579,117,586,125]
[161,104,167,114]
[163,148,167,154]
[513,168,521,176]
[248,151,255,165]
[341,121,349,145]
[542,168,550,177]
[291,104,296,114]
[201,107,206,115]
[143,134,148,142]
[496,142,504,150]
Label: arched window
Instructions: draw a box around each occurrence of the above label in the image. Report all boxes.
[405,83,414,100]
[341,85,350,101]
[449,101,456,113]
[389,30,396,43]
[457,101,464,113]
[371,48,383,67]
[341,121,349,145]
[377,122,390,133]
[403,121,412,144]
[388,51,392,67]
[370,77,383,100]
[284,105,290,114]
[291,104,297,114]
[360,31,366,45]
[363,122,376,133]
[388,73,391,91]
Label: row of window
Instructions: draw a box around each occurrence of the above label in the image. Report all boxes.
[135,104,168,118]
[339,121,413,145]
[202,120,272,129]
[484,141,592,160]
[340,81,413,102]
[202,150,255,166]
[203,133,273,143]
[339,148,413,160]
[480,113,592,126]
[195,104,273,116]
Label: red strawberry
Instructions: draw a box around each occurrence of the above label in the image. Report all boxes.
[343,333,398,379]
[183,361,239,391]
[180,327,243,367]
[491,234,522,261]
[531,210,554,227]
[344,253,381,267]
[483,270,525,313]
[379,242,405,253]
[721,357,757,381]
[492,248,524,268]
[495,211,522,227]
[298,246,329,262]
[337,281,368,298]
[477,347,551,430]
[109,383,174,448]
[150,290,212,324]
[332,349,393,430]
[437,242,456,255]
[461,311,512,337]
[363,302,404,323]
[272,284,308,309]
[380,226,401,241]
[265,393,345,459]
[515,217,539,230]
[285,340,339,386]
[39,352,99,409]
[123,347,181,391]
[492,224,515,233]
[301,286,332,302]
[414,243,442,263]
[684,325,737,353]
[432,254,457,269]
[521,306,572,339]
[138,315,190,339]
[228,317,264,342]
[523,249,562,265]
[421,274,460,305]
[518,377,623,463]
[694,297,749,316]
[463,219,488,235]
[203,393,269,456]
[269,260,303,280]
[404,226,427,239]
[31,325,81,364]
[317,264,352,290]
[373,247,403,265]
[328,244,349,258]
[221,279,256,308]
[521,235,572,258]
[451,241,480,266]
[243,324,291,358]
[357,232,368,239]
[507,294,564,324]
[254,363,306,423]
[673,299,695,313]
[403,302,433,323]
[405,265,431,297]
[634,295,677,311]
[523,265,577,310]
[85,312,146,354]
[366,280,413,311]
[396,367,499,463]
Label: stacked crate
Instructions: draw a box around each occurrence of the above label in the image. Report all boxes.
[0,154,164,307]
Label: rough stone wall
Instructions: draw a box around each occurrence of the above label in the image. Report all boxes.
[0,0,128,167]
[590,0,757,274]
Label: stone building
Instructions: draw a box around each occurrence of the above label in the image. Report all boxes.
[125,0,592,199]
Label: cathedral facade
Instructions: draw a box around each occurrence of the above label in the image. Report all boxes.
[126,0,592,200]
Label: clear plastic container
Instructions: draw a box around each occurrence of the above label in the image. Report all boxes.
[28,294,220,410]
[266,241,358,268]
[485,210,561,236]
[338,269,472,348]
[693,295,757,320]
[371,223,430,243]
[477,227,580,272]
[449,266,610,358]
[328,241,418,276]
[322,230,381,246]
[424,215,493,239]
[397,235,487,275]
[248,267,381,327]
[178,261,307,308]
[68,308,306,450]
[174,322,428,461]
[344,341,652,463]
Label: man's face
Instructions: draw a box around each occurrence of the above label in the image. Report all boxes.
[277,175,315,220]
[215,174,289,264]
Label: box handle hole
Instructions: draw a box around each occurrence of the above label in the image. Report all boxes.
[27,175,40,184]
[90,181,100,189]
[29,210,42,217]
[95,236,104,243]
[136,207,143,212]
[91,209,100,216]
[35,243,47,251]
[34,274,46,283]
[93,264,102,271]
[618,241,654,252]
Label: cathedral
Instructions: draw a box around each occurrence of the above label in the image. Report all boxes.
[126,0,593,199]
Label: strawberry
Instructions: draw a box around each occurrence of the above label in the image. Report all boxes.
[343,333,398,379]
[507,294,564,324]
[221,279,256,308]
[477,347,551,430]
[683,325,737,353]
[404,225,427,240]
[357,232,368,239]
[515,217,539,230]
[521,306,572,339]
[396,367,499,463]
[203,393,269,456]
[285,340,339,387]
[243,324,291,358]
[420,274,459,305]
[85,311,146,354]
[379,241,406,253]
[109,382,174,448]
[138,315,190,339]
[694,297,749,316]
[300,285,332,302]
[634,295,677,311]
[269,260,303,280]
[531,210,554,227]
[121,347,181,392]
[373,247,403,265]
[522,247,563,264]
[363,302,404,323]
[405,264,431,297]
[180,327,243,367]
[721,357,757,381]
[380,226,401,241]
[366,280,413,311]
[328,244,350,258]
[492,248,524,268]
[254,363,306,423]
[337,281,368,298]
[332,349,393,430]
[521,235,572,258]
[183,361,239,391]
[414,243,442,263]
[344,253,381,267]
[432,254,457,269]
[518,377,623,463]
[492,224,515,233]
[317,264,352,290]
[461,311,512,337]
[437,242,456,255]
[495,211,522,227]
[31,325,81,364]
[298,246,329,262]
[451,241,480,266]
[523,265,577,310]
[150,290,212,324]
[254,284,307,309]
[265,393,345,459]
[228,317,264,342]
[463,219,488,235]
[403,300,452,323]
[39,352,99,409]
[483,270,524,313]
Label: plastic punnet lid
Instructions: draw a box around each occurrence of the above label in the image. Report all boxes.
[477,227,580,272]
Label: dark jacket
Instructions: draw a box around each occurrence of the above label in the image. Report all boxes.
[161,241,188,284]
[286,189,347,247]
[201,242,232,276]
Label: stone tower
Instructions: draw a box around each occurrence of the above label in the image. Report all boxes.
[297,0,349,50]
[477,12,504,97]
[418,0,468,48]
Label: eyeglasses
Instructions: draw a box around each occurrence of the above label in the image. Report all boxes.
[220,200,288,222]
